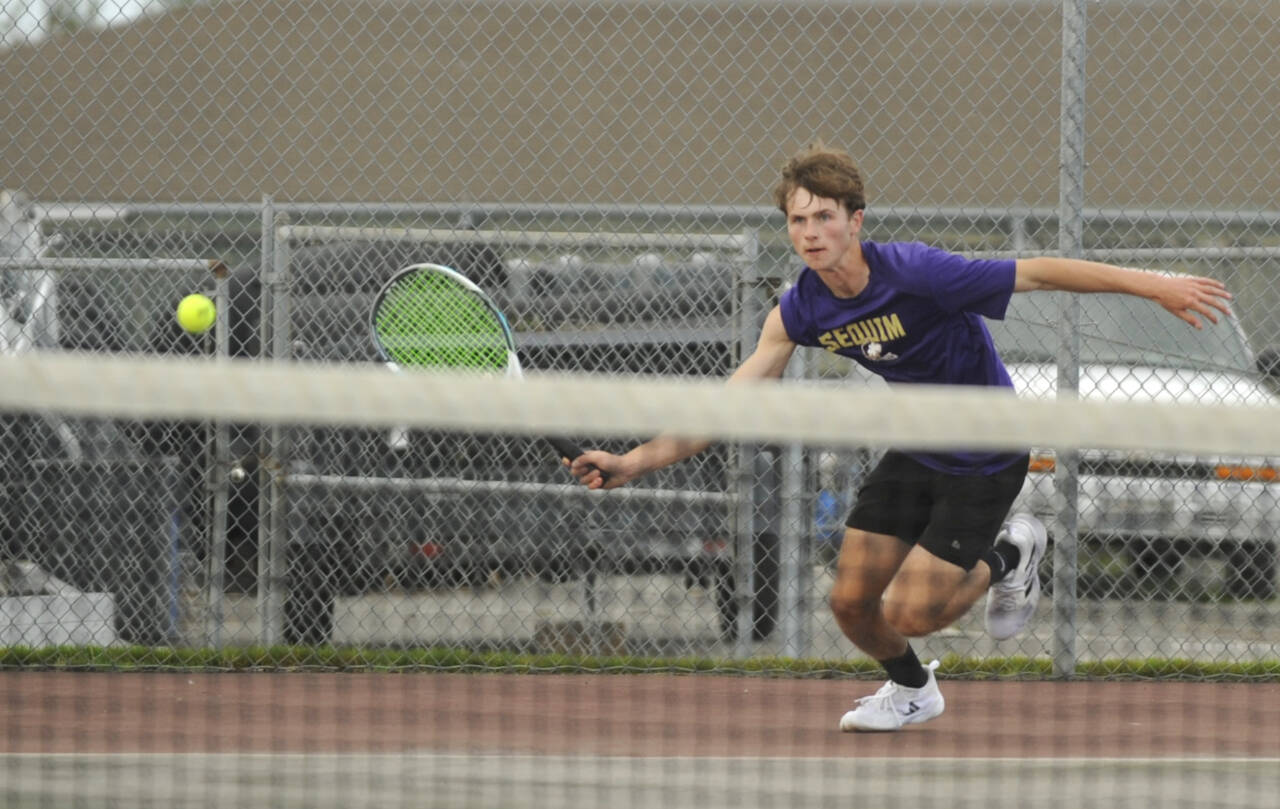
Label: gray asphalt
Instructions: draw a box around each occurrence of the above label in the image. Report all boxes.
[197,568,1280,665]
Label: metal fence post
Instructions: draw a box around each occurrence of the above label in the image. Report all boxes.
[779,353,810,660]
[206,256,234,648]
[1053,0,1089,679]
[258,202,292,646]
[732,240,763,658]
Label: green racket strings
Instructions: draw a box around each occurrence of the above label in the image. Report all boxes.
[374,271,509,371]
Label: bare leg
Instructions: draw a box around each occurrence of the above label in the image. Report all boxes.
[934,560,992,628]
[827,527,914,659]
[833,529,983,734]
[879,546,990,636]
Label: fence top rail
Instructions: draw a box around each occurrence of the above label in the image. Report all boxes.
[974,246,1280,262]
[0,257,228,275]
[23,199,1280,229]
[276,224,755,253]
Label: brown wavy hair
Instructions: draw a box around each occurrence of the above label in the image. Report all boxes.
[772,143,867,215]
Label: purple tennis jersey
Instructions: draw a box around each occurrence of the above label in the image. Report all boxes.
[778,240,1025,475]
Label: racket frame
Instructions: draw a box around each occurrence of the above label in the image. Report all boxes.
[369,262,584,462]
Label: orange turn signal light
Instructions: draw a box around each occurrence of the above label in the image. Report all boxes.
[1215,465,1279,481]
[1028,454,1056,473]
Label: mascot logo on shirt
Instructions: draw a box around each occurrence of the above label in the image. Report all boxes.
[861,342,898,362]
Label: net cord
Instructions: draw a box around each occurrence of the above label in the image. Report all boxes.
[2,351,1278,458]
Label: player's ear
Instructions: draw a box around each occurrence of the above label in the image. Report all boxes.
[848,207,865,234]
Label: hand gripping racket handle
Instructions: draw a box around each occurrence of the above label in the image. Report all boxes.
[545,436,584,461]
[544,437,609,483]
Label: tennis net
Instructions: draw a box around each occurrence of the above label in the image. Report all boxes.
[1,351,1277,809]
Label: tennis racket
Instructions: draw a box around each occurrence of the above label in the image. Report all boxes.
[369,262,591,468]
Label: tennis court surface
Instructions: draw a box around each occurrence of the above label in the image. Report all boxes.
[4,671,1278,808]
[4,335,1280,809]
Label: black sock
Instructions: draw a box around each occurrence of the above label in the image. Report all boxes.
[982,539,1022,584]
[880,644,928,688]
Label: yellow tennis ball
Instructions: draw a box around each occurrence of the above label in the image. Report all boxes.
[176,293,217,334]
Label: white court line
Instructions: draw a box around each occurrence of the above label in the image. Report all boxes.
[4,752,1278,809]
[5,752,1280,762]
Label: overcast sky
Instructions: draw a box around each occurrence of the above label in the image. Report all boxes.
[2,1,161,45]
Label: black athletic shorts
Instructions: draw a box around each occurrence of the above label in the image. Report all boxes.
[845,450,1031,570]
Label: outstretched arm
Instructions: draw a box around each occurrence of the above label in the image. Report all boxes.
[1014,257,1232,329]
[567,306,797,490]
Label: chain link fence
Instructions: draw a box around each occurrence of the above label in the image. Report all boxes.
[2,0,1280,672]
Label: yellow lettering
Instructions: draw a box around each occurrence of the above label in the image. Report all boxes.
[817,314,906,353]
[881,314,906,340]
[851,321,872,345]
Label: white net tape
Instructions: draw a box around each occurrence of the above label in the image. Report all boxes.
[2,351,1278,457]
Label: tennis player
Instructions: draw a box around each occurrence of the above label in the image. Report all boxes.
[567,144,1232,732]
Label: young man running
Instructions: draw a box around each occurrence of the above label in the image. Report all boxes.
[567,144,1232,731]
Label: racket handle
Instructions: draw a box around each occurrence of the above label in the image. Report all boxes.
[545,436,584,461]
[544,437,609,483]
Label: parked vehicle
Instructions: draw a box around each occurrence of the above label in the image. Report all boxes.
[990,287,1280,600]
[276,240,777,639]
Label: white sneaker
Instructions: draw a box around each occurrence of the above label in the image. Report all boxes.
[838,659,945,732]
[984,513,1048,640]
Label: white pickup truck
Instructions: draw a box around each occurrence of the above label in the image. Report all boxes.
[990,288,1280,600]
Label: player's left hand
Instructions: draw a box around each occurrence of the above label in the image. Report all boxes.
[1153,275,1233,329]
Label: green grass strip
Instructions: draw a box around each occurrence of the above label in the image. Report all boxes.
[2,645,1278,681]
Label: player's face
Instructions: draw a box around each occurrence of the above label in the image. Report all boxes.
[786,189,862,272]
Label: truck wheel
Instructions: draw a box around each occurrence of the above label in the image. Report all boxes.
[1226,540,1277,601]
[713,532,780,641]
[1128,537,1183,599]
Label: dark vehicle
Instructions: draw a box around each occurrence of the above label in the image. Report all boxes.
[260,238,778,642]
